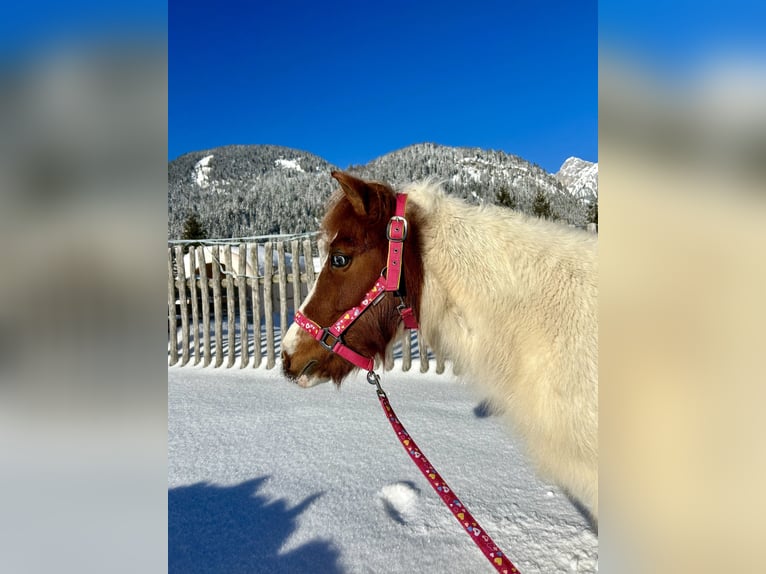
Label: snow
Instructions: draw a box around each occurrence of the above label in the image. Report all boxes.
[193,154,214,187]
[461,164,483,183]
[275,158,305,172]
[378,481,420,524]
[453,155,533,189]
[555,157,598,199]
[169,364,598,573]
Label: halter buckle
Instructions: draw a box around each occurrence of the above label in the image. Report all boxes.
[386,216,408,241]
[318,328,340,352]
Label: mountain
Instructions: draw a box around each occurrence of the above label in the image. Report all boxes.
[347,143,590,223]
[168,145,337,239]
[168,143,598,239]
[555,157,598,200]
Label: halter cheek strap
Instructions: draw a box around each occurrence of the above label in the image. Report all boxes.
[293,193,418,372]
[385,195,419,331]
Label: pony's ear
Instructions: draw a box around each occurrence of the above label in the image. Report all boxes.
[331,171,376,217]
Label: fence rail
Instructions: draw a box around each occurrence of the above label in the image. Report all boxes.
[168,238,444,373]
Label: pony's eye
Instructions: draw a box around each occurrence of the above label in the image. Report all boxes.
[331,253,351,269]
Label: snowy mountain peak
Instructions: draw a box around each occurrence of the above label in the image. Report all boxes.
[555,157,598,199]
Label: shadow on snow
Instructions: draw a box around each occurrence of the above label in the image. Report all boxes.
[168,477,343,574]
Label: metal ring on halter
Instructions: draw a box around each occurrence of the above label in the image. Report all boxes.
[318,328,340,353]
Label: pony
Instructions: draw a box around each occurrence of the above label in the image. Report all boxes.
[282,171,598,522]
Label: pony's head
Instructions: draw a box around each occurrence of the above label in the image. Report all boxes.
[281,171,422,387]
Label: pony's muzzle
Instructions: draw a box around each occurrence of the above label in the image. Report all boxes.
[280,350,292,373]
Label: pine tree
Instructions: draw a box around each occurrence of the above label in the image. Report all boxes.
[586,199,598,225]
[182,213,207,241]
[495,186,517,210]
[532,189,553,219]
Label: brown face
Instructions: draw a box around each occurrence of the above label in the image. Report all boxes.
[281,171,422,387]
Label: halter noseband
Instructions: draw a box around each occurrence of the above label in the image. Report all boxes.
[293,193,418,372]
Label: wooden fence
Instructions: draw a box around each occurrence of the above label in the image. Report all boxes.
[168,237,444,373]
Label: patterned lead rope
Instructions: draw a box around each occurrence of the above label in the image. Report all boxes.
[368,372,521,574]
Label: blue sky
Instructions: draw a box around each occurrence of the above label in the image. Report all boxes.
[599,2,766,69]
[170,0,597,173]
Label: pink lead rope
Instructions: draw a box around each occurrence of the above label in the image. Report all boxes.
[368,372,520,574]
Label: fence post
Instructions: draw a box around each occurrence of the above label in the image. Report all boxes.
[238,243,249,369]
[249,243,262,368]
[188,246,200,365]
[175,245,190,366]
[264,242,275,369]
[211,245,224,367]
[302,239,315,302]
[384,342,394,371]
[419,338,430,373]
[167,248,178,365]
[196,246,212,367]
[223,245,236,368]
[290,239,301,319]
[435,350,445,375]
[276,241,288,345]
[402,330,412,372]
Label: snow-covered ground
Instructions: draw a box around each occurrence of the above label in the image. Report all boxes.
[169,364,598,573]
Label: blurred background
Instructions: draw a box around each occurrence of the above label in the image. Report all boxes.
[1,0,765,572]
[599,2,766,573]
[0,2,167,573]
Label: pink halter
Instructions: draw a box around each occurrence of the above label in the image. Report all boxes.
[293,193,418,372]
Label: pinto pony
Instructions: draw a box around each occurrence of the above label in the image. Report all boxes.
[282,171,598,521]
